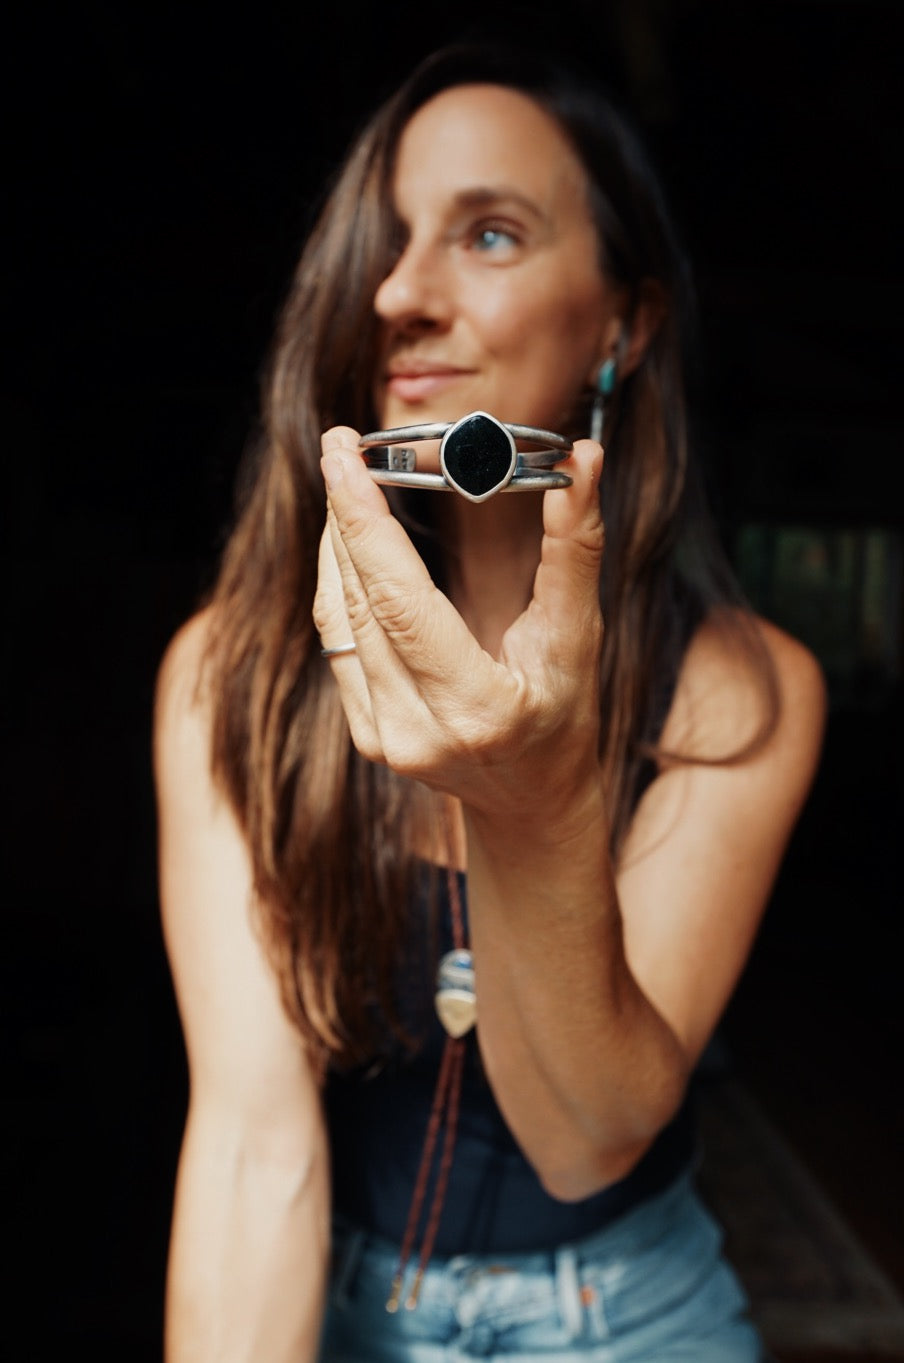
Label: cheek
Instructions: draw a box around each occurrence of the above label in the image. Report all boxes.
[477,272,605,370]
[470,287,535,355]
[544,269,609,354]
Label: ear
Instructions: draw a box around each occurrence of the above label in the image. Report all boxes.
[620,279,668,377]
[588,279,667,385]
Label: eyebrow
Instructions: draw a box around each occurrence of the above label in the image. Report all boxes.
[449,185,553,227]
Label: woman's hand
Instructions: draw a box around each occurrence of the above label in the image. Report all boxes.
[313,429,828,1203]
[313,425,606,824]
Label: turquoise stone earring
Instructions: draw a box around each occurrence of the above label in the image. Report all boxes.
[590,357,617,444]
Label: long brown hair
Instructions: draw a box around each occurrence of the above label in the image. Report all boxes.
[202,43,776,1069]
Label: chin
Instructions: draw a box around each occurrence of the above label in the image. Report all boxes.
[379,397,466,428]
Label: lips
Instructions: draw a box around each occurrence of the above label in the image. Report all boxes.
[383,357,475,404]
[386,372,461,402]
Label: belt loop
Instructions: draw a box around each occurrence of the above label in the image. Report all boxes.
[332,1225,367,1307]
[554,1245,583,1340]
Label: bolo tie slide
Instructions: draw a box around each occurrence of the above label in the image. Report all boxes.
[386,870,476,1312]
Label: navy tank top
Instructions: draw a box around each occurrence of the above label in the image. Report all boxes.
[324,864,696,1255]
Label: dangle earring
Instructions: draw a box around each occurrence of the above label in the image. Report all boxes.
[590,356,618,444]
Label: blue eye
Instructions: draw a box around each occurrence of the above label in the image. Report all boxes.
[473,225,518,252]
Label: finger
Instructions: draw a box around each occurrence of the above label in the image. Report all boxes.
[313,512,385,758]
[534,439,605,641]
[320,429,462,761]
[320,425,416,674]
[324,498,432,734]
[321,426,480,684]
[320,425,394,524]
[321,427,514,763]
[313,515,354,652]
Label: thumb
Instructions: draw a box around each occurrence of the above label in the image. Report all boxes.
[532,439,605,641]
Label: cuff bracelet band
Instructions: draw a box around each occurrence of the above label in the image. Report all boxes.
[358,410,573,503]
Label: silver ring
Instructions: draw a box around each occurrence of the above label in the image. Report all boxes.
[320,642,357,657]
[359,410,573,503]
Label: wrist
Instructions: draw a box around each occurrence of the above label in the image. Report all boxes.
[464,767,611,877]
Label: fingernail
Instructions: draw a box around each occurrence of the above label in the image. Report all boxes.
[321,450,349,491]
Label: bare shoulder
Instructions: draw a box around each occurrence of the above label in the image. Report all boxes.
[152,605,224,810]
[754,613,828,732]
[154,606,215,748]
[663,608,827,798]
[152,604,243,928]
[155,604,213,696]
[620,612,827,1062]
[153,607,245,968]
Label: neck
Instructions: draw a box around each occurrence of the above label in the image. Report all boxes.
[439,493,544,657]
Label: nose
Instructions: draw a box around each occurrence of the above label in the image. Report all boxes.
[374,237,452,331]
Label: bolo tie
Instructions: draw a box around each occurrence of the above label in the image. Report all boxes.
[386,862,476,1312]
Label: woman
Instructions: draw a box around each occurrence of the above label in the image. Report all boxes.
[154,41,826,1362]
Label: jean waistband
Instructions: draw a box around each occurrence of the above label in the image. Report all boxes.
[331,1167,696,1311]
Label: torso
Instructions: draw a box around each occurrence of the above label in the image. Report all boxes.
[324,863,697,1254]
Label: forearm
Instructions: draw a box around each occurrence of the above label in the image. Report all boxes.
[165,1106,330,1363]
[464,785,688,1200]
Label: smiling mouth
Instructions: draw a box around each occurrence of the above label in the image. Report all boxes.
[384,366,472,402]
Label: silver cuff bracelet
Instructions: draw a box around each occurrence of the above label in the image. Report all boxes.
[359,410,573,503]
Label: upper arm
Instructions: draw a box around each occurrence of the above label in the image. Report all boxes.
[616,614,827,1068]
[155,613,329,1360]
[153,611,323,1154]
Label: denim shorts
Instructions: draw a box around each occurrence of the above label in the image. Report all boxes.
[316,1171,768,1361]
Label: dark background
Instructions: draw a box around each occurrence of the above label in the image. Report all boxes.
[6,1,903,1358]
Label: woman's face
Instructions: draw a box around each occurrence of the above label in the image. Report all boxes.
[373,84,622,445]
